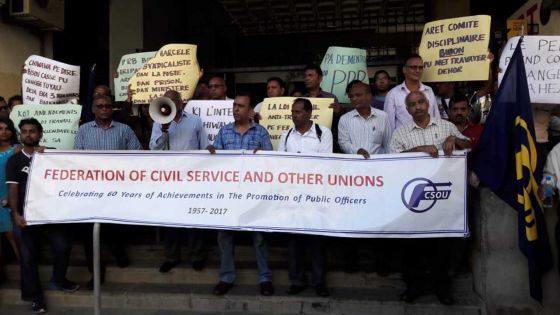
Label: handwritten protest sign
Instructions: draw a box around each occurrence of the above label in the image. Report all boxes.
[419,15,491,82]
[114,52,156,102]
[499,36,560,104]
[259,97,333,150]
[129,44,200,104]
[23,56,80,104]
[320,46,368,103]
[184,100,234,144]
[10,104,81,149]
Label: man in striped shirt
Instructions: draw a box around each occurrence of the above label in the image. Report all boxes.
[339,81,392,158]
[390,90,470,305]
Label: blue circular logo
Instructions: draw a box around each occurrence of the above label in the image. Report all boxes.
[401,177,439,213]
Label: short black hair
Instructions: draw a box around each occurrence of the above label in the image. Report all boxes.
[19,118,43,133]
[267,77,285,89]
[235,91,255,108]
[8,95,22,106]
[304,64,323,77]
[449,94,470,109]
[373,70,390,81]
[293,98,313,112]
[345,80,372,94]
[404,53,423,65]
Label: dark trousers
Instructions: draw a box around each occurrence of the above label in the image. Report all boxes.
[402,238,455,292]
[288,234,326,286]
[163,227,207,263]
[73,223,127,274]
[13,224,72,301]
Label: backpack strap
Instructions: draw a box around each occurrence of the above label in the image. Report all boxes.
[314,123,322,142]
[284,128,293,151]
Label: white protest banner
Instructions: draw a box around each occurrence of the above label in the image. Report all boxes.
[419,15,491,82]
[129,44,200,104]
[25,151,468,238]
[10,104,81,149]
[184,100,233,144]
[499,36,560,104]
[114,51,157,102]
[259,97,334,150]
[320,46,369,103]
[23,55,80,104]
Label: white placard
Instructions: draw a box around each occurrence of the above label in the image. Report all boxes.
[184,100,233,144]
[499,36,560,104]
[23,55,80,104]
[25,150,468,238]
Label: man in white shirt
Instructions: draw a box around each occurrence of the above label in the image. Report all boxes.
[384,54,440,130]
[277,98,332,297]
[339,81,392,158]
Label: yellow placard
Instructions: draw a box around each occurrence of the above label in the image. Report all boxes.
[419,15,491,82]
[507,19,528,39]
[129,44,200,104]
[259,97,333,150]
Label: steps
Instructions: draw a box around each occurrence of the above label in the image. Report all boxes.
[0,243,484,314]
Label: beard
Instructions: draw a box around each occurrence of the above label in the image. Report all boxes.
[22,139,40,147]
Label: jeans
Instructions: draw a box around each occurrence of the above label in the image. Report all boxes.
[13,224,72,301]
[217,230,271,283]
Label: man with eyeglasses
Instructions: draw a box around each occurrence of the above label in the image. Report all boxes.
[208,76,232,100]
[384,54,440,131]
[74,94,142,289]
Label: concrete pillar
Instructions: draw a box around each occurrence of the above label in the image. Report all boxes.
[472,188,560,314]
[109,0,143,91]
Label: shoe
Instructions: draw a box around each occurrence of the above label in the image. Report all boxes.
[286,284,306,295]
[159,260,180,273]
[315,284,330,297]
[213,281,234,295]
[192,260,205,271]
[48,279,80,293]
[31,300,47,314]
[400,288,420,304]
[259,281,274,296]
[116,255,130,268]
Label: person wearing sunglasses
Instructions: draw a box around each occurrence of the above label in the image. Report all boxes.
[384,54,440,131]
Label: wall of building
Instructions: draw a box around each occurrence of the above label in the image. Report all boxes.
[0,13,52,100]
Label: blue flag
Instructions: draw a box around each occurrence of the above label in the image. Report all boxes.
[473,38,553,302]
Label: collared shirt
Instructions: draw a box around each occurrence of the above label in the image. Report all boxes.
[338,108,392,154]
[544,142,560,189]
[74,120,142,150]
[150,112,209,150]
[277,122,333,153]
[214,121,273,150]
[390,116,469,153]
[384,81,440,130]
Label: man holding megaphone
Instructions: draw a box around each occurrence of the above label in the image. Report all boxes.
[149,90,210,273]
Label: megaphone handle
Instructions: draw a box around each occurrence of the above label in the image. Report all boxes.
[164,136,170,150]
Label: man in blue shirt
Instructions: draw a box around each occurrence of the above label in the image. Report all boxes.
[207,92,274,296]
[150,90,210,274]
[74,94,142,289]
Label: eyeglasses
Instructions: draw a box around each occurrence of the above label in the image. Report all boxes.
[95,104,113,109]
[208,84,224,89]
[406,65,424,71]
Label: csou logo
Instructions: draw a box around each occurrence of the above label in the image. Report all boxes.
[401,177,452,213]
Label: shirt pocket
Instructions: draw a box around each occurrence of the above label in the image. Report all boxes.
[247,140,260,150]
[371,129,384,144]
